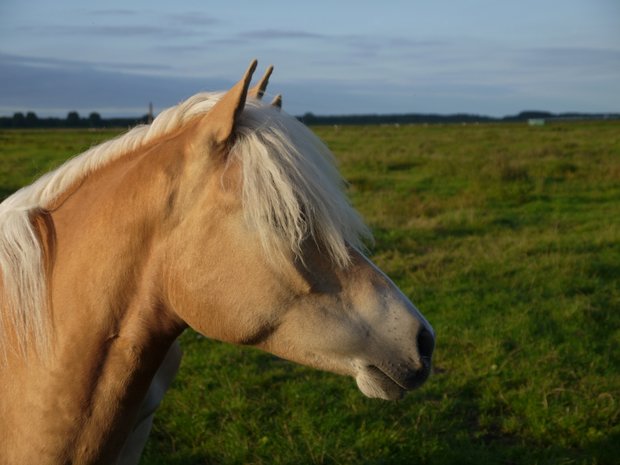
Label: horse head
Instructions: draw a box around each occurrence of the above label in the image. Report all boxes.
[161,60,435,400]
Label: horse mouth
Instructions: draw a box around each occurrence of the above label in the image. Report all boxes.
[355,361,431,401]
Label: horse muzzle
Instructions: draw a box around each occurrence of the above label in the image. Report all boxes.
[353,326,434,400]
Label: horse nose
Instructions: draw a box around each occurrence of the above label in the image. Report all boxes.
[400,327,435,390]
[417,327,435,362]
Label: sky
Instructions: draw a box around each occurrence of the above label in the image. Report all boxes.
[1,0,619,117]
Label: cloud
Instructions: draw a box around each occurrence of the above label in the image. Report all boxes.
[0,52,172,74]
[14,10,220,40]
[16,23,203,38]
[0,53,225,116]
[87,25,180,37]
[87,8,219,26]
[0,52,419,116]
[89,8,139,16]
[239,29,326,40]
[168,12,220,27]
[517,47,620,73]
[152,44,214,54]
[1,39,619,119]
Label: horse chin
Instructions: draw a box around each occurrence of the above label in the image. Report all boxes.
[355,365,406,401]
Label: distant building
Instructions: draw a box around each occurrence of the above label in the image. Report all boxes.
[528,118,545,126]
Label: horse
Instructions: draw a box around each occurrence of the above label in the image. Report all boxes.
[0,60,435,465]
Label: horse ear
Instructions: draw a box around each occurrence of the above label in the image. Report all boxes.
[248,65,274,100]
[271,94,282,110]
[204,59,258,146]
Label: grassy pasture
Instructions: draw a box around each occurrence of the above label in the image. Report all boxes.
[1,122,619,464]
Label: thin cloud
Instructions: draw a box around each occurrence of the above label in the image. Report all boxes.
[0,52,172,74]
[89,8,139,16]
[168,12,220,26]
[239,29,326,40]
[386,37,448,48]
[153,44,213,54]
[15,21,210,39]
[0,57,224,117]
[518,46,620,71]
[208,37,249,46]
[87,25,180,37]
[89,9,220,26]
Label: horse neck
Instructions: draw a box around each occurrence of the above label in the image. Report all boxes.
[47,131,187,339]
[6,137,186,463]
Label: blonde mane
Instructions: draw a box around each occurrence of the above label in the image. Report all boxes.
[0,91,370,358]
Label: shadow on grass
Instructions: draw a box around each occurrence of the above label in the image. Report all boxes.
[385,160,421,172]
[582,430,620,465]
[141,450,220,465]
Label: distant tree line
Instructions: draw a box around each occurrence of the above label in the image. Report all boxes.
[500,111,620,122]
[1,110,619,129]
[0,111,151,129]
[299,110,620,125]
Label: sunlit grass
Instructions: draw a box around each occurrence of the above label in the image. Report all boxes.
[1,121,619,464]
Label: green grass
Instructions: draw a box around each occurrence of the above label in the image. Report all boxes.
[1,122,619,464]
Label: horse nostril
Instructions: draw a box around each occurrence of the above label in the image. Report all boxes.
[417,327,435,360]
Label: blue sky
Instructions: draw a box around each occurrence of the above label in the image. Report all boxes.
[1,0,619,117]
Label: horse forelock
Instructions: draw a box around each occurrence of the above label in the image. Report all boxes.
[0,90,370,357]
[233,101,371,267]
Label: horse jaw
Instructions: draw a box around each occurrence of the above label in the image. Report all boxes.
[354,365,406,400]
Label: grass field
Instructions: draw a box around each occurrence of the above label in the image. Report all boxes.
[1,122,619,464]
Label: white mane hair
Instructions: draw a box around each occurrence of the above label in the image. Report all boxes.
[0,91,371,358]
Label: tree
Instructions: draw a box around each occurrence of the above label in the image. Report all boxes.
[300,112,316,124]
[25,112,38,127]
[89,112,102,127]
[13,112,25,127]
[66,111,80,127]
